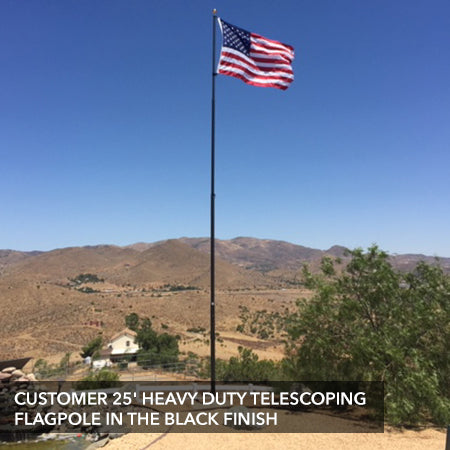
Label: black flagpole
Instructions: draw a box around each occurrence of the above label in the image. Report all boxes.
[210,9,217,395]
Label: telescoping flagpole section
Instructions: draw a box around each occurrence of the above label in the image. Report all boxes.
[210,9,217,395]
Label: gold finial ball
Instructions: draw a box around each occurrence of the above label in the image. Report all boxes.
[213,9,217,14]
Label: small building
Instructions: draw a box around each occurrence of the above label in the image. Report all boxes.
[107,328,139,362]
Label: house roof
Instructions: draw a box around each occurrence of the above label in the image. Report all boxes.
[110,328,137,342]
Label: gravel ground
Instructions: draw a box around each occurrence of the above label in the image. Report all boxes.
[103,427,446,450]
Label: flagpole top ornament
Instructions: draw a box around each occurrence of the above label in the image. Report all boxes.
[213,9,217,15]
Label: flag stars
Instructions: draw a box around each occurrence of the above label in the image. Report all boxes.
[222,21,250,56]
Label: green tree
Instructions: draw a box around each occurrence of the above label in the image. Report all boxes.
[125,312,140,331]
[136,318,179,367]
[284,246,450,426]
[136,318,158,351]
[215,346,279,382]
[80,336,103,359]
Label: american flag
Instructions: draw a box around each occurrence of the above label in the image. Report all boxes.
[217,19,294,91]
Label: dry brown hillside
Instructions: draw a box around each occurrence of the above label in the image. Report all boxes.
[0,249,42,275]
[0,239,301,362]
[3,245,138,282]
[130,237,332,272]
[105,240,266,289]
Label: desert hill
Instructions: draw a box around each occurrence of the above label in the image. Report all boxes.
[128,237,327,272]
[104,240,266,289]
[2,240,265,289]
[1,237,449,362]
[2,245,138,282]
[390,252,450,272]
[0,249,42,275]
[181,237,327,272]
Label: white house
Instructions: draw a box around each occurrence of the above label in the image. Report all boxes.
[107,328,139,362]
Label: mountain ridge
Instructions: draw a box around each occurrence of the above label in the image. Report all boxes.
[2,237,450,277]
[127,237,450,273]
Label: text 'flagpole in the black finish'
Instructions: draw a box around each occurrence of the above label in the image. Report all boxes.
[210,8,217,395]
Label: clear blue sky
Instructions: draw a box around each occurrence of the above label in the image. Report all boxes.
[1,0,449,256]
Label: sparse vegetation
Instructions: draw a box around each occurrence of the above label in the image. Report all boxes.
[162,284,199,292]
[75,368,120,389]
[236,305,287,339]
[70,273,104,285]
[187,326,206,334]
[78,286,100,293]
[33,353,73,379]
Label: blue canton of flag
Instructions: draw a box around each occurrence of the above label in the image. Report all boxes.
[222,21,251,56]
